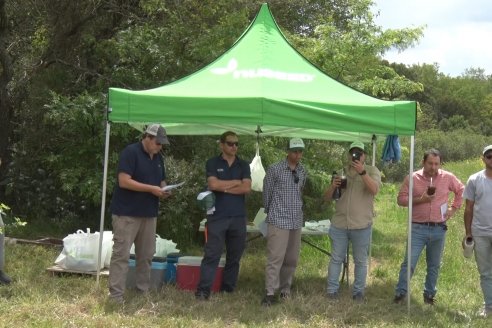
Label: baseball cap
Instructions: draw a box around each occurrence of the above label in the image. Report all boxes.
[288,138,305,151]
[196,191,215,211]
[145,124,170,145]
[483,145,492,155]
[349,141,365,152]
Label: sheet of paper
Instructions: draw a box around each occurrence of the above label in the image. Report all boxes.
[253,208,268,237]
[162,182,185,192]
[440,202,448,220]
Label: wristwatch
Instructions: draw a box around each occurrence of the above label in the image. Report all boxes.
[359,170,367,176]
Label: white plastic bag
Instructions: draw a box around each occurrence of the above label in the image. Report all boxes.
[250,148,266,192]
[103,231,113,268]
[55,229,109,272]
[130,234,179,258]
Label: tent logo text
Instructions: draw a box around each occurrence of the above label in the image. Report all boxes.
[210,59,314,83]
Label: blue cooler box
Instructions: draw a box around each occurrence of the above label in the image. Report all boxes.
[126,259,167,290]
[165,253,183,284]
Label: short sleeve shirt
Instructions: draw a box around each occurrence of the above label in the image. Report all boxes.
[110,142,166,217]
[463,170,492,236]
[206,154,251,220]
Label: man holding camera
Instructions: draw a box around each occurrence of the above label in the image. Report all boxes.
[324,141,381,301]
[393,148,464,305]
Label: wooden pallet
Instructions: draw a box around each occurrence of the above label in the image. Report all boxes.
[46,264,109,277]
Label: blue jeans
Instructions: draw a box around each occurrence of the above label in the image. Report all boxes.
[327,225,372,296]
[395,223,446,297]
[474,235,492,308]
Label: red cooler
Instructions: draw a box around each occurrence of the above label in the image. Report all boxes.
[176,256,225,292]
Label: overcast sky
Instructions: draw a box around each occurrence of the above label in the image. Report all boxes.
[372,0,492,77]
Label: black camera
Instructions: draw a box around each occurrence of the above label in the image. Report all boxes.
[351,151,361,161]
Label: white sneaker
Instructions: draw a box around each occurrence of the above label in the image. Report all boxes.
[478,306,492,318]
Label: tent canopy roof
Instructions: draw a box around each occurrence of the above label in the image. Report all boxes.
[108,3,416,142]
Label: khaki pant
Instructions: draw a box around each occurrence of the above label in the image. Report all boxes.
[264,224,301,295]
[108,215,156,298]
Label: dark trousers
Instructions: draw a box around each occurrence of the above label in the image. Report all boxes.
[197,216,247,294]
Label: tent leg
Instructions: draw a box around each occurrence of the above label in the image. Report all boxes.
[406,135,415,313]
[368,139,376,272]
[97,121,111,286]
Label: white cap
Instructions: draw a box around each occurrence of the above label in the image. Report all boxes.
[483,145,492,155]
[288,138,305,151]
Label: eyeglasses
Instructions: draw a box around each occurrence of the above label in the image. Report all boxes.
[224,141,239,147]
[292,170,299,184]
[485,154,492,160]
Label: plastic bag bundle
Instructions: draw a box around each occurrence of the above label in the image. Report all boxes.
[130,234,179,258]
[250,147,266,192]
[55,229,112,272]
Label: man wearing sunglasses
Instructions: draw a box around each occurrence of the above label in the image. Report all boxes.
[463,145,492,317]
[261,138,307,306]
[393,148,464,306]
[324,141,381,302]
[108,124,171,303]
[196,131,251,300]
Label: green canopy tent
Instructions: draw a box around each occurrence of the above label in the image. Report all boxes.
[107,3,416,141]
[99,4,417,310]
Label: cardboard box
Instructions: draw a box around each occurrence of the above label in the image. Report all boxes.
[126,259,167,290]
[176,256,225,292]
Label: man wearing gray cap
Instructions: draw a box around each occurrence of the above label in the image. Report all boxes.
[324,141,381,302]
[261,138,307,306]
[463,145,492,317]
[108,124,171,303]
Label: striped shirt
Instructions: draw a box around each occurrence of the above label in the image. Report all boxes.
[397,168,464,223]
[263,159,307,230]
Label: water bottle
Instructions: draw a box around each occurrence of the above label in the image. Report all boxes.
[462,236,474,258]
[332,171,341,200]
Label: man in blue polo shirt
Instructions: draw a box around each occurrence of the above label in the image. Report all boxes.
[195,131,252,300]
[108,124,171,303]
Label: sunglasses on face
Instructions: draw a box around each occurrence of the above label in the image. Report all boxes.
[224,141,239,147]
[292,170,299,184]
[485,154,492,160]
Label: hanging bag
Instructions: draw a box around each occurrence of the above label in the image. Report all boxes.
[250,144,266,192]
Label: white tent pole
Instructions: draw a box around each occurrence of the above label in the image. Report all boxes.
[96,120,111,286]
[407,135,415,313]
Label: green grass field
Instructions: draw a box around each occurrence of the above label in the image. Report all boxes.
[0,159,490,327]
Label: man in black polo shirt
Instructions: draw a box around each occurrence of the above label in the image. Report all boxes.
[108,124,171,303]
[195,131,252,300]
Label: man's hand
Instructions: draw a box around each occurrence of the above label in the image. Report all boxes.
[350,160,365,174]
[150,186,171,198]
[445,207,458,220]
[419,191,435,203]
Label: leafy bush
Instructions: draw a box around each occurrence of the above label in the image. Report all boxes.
[0,203,27,235]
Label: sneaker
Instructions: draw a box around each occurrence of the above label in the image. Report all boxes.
[195,290,210,301]
[326,292,339,302]
[478,306,492,318]
[279,292,290,300]
[393,293,406,304]
[0,271,12,285]
[261,294,277,307]
[352,292,364,302]
[423,293,435,305]
[108,295,124,304]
